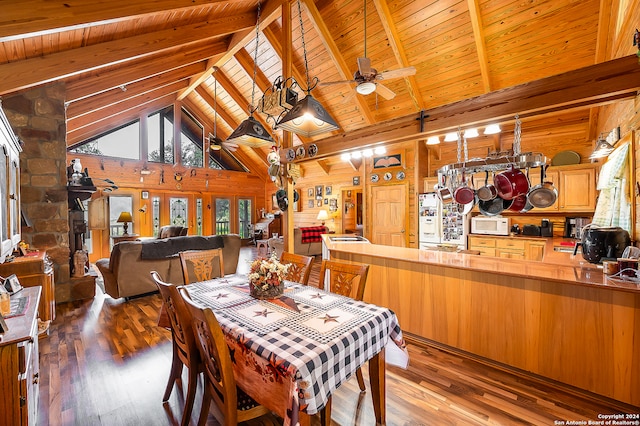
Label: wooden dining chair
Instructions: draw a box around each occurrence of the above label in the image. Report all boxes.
[179,248,224,284]
[150,271,202,426]
[318,259,370,426]
[179,288,271,426]
[280,251,314,285]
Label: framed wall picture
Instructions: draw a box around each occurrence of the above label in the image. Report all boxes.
[315,185,323,199]
[3,274,23,294]
[353,176,360,186]
[307,188,314,198]
[325,186,332,196]
[308,200,314,208]
[141,191,149,199]
[373,153,402,169]
[317,199,322,207]
[324,198,328,204]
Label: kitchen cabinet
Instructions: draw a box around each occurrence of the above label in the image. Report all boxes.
[0,251,55,324]
[528,164,597,212]
[0,287,41,426]
[423,177,439,193]
[468,235,545,261]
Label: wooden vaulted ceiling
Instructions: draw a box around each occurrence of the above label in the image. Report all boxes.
[0,0,629,170]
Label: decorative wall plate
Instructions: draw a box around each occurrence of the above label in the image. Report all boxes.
[286,149,295,161]
[296,146,306,159]
[396,171,405,180]
[308,144,318,158]
[370,174,379,183]
[383,172,392,181]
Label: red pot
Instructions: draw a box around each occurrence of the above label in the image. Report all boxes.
[494,165,530,200]
[508,194,528,212]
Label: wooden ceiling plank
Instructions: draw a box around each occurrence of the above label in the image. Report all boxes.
[0,0,229,41]
[234,48,272,93]
[68,81,187,133]
[0,13,256,95]
[466,0,492,92]
[372,0,425,111]
[177,0,282,100]
[67,63,206,119]
[65,45,222,103]
[195,85,240,128]
[281,55,640,162]
[301,0,375,125]
[214,68,280,144]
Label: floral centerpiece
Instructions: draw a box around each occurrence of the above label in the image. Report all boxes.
[248,254,290,299]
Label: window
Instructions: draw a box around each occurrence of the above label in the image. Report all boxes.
[215,198,230,235]
[152,197,161,237]
[170,197,188,227]
[148,106,174,164]
[180,108,204,168]
[195,198,203,236]
[70,121,140,159]
[109,196,133,236]
[238,198,252,239]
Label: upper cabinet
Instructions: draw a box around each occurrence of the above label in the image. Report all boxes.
[529,164,597,213]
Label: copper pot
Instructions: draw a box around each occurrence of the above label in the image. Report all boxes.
[494,165,530,200]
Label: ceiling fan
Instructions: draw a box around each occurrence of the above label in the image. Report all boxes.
[209,79,238,152]
[320,0,416,100]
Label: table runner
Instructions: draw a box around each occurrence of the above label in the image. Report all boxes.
[186,275,408,420]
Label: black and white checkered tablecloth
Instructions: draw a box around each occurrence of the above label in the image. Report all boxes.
[186,276,407,415]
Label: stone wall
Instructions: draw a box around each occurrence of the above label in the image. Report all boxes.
[3,83,70,287]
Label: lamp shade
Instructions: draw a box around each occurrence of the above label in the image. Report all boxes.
[276,95,339,138]
[316,210,329,221]
[226,115,274,147]
[116,212,133,223]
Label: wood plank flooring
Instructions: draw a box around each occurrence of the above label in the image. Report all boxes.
[37,247,639,425]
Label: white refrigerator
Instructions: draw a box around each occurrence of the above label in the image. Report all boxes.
[418,193,469,250]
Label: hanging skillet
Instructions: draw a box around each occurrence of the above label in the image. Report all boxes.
[527,165,557,208]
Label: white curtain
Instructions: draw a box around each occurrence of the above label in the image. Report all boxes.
[592,142,631,232]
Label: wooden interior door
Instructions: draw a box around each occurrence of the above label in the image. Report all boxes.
[371,184,407,247]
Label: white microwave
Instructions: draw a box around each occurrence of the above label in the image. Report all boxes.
[471,216,510,236]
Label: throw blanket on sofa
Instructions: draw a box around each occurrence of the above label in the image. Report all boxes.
[140,235,224,260]
[300,226,326,244]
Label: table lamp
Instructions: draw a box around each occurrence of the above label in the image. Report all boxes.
[317,209,329,226]
[117,211,133,235]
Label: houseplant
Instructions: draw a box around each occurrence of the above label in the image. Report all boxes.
[248,254,289,299]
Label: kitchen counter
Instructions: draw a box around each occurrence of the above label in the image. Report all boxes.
[322,235,640,406]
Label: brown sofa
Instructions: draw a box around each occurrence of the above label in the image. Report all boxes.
[96,234,241,299]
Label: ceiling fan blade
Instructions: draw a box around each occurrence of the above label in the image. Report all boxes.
[377,66,416,81]
[222,141,239,152]
[375,83,396,100]
[357,57,372,76]
[319,79,356,87]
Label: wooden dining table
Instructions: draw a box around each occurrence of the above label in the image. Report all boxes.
[184,274,408,425]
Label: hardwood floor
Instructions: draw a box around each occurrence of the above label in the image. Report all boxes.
[37,247,638,425]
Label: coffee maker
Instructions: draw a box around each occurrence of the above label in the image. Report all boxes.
[564,217,590,239]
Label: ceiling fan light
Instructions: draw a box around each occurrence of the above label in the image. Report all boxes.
[444,132,458,142]
[276,95,339,137]
[484,124,501,135]
[356,81,376,95]
[226,115,274,147]
[426,136,440,145]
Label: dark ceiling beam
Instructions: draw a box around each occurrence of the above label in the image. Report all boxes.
[372,0,425,110]
[177,0,283,100]
[0,12,255,95]
[66,44,223,103]
[282,55,640,162]
[0,0,228,41]
[67,63,206,119]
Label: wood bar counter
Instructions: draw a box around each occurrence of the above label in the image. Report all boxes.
[322,235,640,407]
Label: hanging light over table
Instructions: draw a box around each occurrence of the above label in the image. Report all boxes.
[275,0,338,137]
[226,1,274,147]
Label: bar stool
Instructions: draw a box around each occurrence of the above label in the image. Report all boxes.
[256,240,269,257]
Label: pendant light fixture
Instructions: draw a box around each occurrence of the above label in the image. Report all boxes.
[209,78,223,151]
[275,0,339,137]
[226,1,274,147]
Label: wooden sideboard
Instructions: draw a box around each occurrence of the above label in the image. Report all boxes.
[0,286,41,426]
[0,252,55,323]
